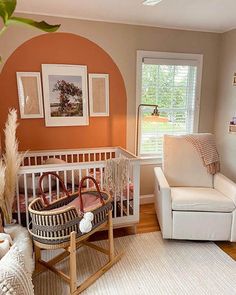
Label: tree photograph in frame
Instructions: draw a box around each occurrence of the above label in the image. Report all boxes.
[16,72,44,119]
[42,64,89,126]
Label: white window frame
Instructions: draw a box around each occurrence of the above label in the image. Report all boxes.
[136,50,203,160]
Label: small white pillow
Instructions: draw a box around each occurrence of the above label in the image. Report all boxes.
[18,174,56,194]
[44,158,87,185]
[44,158,66,165]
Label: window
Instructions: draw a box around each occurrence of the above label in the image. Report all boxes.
[136,51,203,158]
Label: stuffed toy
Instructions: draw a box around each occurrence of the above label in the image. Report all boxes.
[79,212,94,234]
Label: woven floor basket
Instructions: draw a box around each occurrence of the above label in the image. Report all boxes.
[28,173,112,245]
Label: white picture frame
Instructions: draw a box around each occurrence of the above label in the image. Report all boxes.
[42,64,89,127]
[89,74,109,117]
[16,72,44,119]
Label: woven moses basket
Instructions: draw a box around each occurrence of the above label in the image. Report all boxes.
[28,172,112,245]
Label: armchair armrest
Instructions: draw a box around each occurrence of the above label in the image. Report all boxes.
[154,167,172,238]
[214,173,236,241]
[214,173,236,205]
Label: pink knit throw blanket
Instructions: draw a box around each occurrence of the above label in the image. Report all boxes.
[184,133,220,175]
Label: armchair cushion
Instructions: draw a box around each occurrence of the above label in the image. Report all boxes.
[171,187,235,212]
[163,135,213,187]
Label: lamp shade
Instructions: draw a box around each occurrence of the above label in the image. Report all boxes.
[144,115,169,122]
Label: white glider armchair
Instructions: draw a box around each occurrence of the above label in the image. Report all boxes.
[154,135,236,241]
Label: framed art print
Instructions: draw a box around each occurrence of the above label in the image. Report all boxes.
[42,64,89,126]
[89,74,109,117]
[16,72,44,119]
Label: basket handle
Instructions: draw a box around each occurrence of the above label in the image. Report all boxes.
[78,176,105,213]
[39,172,70,206]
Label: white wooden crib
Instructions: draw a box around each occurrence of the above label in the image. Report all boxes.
[14,147,140,230]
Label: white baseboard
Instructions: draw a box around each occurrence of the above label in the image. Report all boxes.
[140,194,154,204]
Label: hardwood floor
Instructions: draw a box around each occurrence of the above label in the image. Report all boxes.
[136,203,160,234]
[93,203,236,261]
[216,241,236,260]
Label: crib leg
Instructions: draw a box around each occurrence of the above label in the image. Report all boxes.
[132,225,137,235]
[69,231,77,294]
[108,210,115,261]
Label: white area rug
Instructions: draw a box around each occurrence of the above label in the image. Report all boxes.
[33,232,236,295]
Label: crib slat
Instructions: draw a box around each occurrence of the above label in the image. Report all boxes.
[32,173,36,198]
[49,174,52,202]
[56,171,59,197]
[16,179,21,225]
[23,174,29,227]
[64,170,67,189]
[71,170,75,193]
[100,167,103,190]
[121,184,124,218]
[127,170,130,216]
[114,192,117,219]
[79,169,82,183]
[93,168,96,188]
[86,169,89,188]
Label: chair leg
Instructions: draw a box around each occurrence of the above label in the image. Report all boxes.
[69,231,77,294]
[108,210,115,261]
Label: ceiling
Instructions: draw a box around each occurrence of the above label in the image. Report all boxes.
[15,0,236,33]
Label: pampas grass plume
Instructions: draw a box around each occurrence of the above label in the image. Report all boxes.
[3,109,24,223]
[0,159,7,219]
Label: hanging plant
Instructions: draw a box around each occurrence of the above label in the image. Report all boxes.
[0,0,60,62]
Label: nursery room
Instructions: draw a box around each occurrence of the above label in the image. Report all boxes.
[0,0,236,294]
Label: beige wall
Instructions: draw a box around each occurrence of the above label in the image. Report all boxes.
[0,14,221,195]
[214,29,236,182]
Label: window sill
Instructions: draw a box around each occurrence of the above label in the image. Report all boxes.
[140,156,162,166]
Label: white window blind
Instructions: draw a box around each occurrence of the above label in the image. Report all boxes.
[139,57,200,157]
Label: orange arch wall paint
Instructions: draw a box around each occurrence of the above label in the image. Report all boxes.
[0,33,127,151]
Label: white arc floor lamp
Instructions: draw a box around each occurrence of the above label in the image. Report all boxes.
[136,103,168,156]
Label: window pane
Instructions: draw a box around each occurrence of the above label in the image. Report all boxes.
[140,62,197,157]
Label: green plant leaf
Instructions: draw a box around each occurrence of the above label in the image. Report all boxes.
[7,16,60,32]
[0,0,16,23]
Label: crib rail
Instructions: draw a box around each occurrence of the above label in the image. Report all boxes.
[22,147,117,166]
[15,147,140,229]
